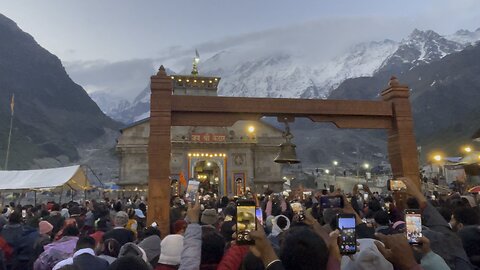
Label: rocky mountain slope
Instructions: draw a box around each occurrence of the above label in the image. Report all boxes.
[329,37,480,161]
[0,13,120,172]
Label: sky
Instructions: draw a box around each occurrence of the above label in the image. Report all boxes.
[2,0,480,99]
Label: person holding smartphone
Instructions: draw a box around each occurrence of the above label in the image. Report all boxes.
[398,177,471,269]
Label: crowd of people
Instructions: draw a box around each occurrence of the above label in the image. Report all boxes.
[0,176,479,270]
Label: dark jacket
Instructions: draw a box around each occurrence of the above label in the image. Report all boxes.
[1,223,23,248]
[73,253,109,270]
[12,225,39,270]
[102,228,135,247]
[422,202,473,270]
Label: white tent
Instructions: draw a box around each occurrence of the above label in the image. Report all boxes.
[0,165,90,190]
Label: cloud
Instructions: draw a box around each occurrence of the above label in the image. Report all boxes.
[64,58,157,100]
[155,16,416,70]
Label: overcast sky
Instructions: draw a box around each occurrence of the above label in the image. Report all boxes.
[3,0,480,62]
[2,0,480,99]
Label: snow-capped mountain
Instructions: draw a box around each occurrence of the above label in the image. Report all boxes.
[115,85,151,123]
[447,28,480,46]
[194,39,399,99]
[92,28,480,124]
[90,91,130,122]
[378,29,464,74]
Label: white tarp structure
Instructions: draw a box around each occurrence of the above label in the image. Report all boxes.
[0,165,90,190]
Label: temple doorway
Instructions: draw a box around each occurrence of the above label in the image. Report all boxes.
[194,160,220,194]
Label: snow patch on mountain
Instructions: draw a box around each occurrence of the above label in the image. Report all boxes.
[90,92,130,122]
[447,28,480,45]
[195,39,399,99]
[379,29,464,72]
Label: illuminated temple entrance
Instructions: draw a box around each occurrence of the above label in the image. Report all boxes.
[190,154,224,195]
[116,71,287,197]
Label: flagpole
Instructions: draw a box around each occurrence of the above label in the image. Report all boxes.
[4,94,14,170]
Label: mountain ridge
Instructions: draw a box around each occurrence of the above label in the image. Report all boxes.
[100,28,478,124]
[0,13,120,171]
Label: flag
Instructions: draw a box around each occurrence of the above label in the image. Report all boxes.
[179,171,187,187]
[10,94,14,116]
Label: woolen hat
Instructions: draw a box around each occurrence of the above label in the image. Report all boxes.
[201,209,218,225]
[119,242,149,263]
[158,234,184,266]
[39,220,54,235]
[138,235,161,263]
[134,208,146,218]
[174,219,187,234]
[115,211,129,227]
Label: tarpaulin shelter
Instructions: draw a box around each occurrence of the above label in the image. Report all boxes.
[0,165,90,191]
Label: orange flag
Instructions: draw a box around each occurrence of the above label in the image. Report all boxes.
[10,94,14,116]
[179,171,187,187]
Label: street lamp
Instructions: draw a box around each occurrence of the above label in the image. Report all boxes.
[429,153,443,181]
[463,146,473,153]
[248,126,255,133]
[332,161,338,183]
[363,163,371,182]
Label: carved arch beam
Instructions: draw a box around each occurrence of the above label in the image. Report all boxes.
[169,95,393,117]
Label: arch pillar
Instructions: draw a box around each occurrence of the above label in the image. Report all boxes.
[382,77,420,208]
[148,66,173,236]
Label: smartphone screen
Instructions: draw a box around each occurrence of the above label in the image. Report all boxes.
[388,179,406,191]
[320,196,344,208]
[405,210,422,245]
[236,200,256,245]
[291,202,305,221]
[185,180,200,203]
[338,214,357,254]
[357,184,363,189]
[255,207,263,226]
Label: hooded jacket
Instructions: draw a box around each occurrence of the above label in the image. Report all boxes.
[33,236,78,270]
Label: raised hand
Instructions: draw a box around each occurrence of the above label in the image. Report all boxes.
[248,219,280,268]
[186,193,201,224]
[374,233,418,270]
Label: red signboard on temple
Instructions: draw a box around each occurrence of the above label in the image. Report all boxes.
[191,133,226,142]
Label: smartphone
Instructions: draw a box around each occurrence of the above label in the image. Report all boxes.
[357,184,363,189]
[22,210,26,218]
[255,207,263,226]
[387,179,407,191]
[405,209,422,245]
[320,195,344,209]
[337,213,357,255]
[291,202,305,222]
[236,200,256,245]
[185,180,200,203]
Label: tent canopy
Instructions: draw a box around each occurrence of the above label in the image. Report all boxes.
[0,165,90,190]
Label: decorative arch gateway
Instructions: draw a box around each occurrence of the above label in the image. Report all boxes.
[148,66,420,236]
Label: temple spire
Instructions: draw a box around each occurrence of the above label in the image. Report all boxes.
[191,49,200,76]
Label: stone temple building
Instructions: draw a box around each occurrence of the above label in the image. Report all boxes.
[116,71,286,197]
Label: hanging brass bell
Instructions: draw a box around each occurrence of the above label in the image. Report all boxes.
[274,141,300,164]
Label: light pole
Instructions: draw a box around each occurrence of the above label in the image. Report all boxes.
[325,169,330,187]
[363,163,370,183]
[333,161,338,184]
[429,154,443,185]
